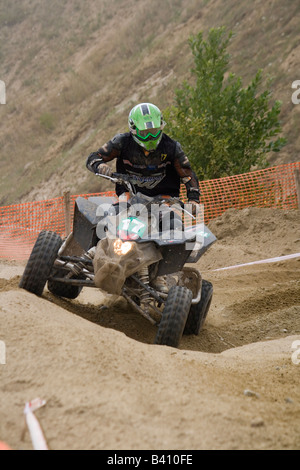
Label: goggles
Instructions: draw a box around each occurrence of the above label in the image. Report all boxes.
[136,128,162,141]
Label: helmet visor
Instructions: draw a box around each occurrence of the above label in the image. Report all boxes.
[136,128,162,140]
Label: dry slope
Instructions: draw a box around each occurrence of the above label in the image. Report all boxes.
[0,0,299,204]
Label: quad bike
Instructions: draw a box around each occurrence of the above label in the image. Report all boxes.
[19,173,216,348]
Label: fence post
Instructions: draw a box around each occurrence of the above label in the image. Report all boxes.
[294,169,300,211]
[63,190,71,236]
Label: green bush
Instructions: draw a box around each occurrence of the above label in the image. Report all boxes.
[164,27,287,180]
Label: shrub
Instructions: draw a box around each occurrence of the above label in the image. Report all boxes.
[164,27,287,179]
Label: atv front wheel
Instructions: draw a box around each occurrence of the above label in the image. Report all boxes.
[19,230,62,296]
[184,280,213,335]
[47,271,83,299]
[154,285,192,348]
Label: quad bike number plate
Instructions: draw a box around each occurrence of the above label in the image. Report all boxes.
[118,217,147,240]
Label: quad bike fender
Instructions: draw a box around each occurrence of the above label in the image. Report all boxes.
[185,224,217,263]
[72,196,118,251]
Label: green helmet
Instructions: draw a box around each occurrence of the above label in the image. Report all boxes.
[128,103,166,151]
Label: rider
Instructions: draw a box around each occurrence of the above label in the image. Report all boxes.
[86,102,200,204]
[86,103,200,293]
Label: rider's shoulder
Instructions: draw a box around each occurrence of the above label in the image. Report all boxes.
[110,132,131,148]
[161,133,183,154]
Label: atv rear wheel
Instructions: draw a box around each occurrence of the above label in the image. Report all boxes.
[184,280,213,335]
[154,285,192,348]
[19,230,62,296]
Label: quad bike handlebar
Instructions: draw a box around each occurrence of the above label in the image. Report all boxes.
[95,172,196,219]
[95,171,138,195]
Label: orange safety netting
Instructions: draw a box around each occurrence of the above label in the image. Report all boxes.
[0,162,299,261]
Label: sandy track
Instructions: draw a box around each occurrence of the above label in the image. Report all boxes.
[0,208,299,450]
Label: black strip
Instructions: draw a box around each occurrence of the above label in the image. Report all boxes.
[141,104,150,115]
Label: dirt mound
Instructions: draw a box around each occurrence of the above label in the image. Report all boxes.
[0,208,299,450]
[200,207,300,270]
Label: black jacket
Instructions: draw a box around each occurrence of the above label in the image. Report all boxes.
[86,132,200,201]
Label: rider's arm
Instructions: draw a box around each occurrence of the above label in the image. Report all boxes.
[173,142,200,202]
[86,134,124,173]
[86,134,129,196]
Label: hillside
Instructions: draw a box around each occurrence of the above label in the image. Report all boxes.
[0,0,300,205]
